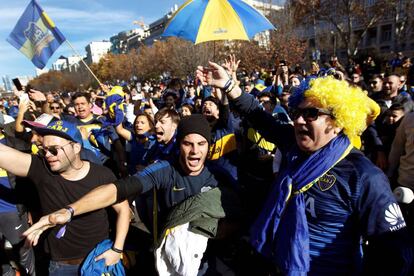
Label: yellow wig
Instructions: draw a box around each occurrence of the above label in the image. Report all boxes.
[304,77,380,144]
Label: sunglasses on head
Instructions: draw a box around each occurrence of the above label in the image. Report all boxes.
[289,107,333,122]
[38,142,72,156]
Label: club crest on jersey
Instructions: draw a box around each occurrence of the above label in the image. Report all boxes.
[385,203,406,231]
[317,174,336,191]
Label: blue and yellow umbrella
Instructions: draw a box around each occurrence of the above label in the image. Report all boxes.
[162,0,276,44]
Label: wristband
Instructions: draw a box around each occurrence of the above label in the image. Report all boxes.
[224,80,236,94]
[111,245,123,254]
[64,206,74,222]
[222,78,233,91]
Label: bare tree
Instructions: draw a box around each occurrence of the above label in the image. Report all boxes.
[389,0,414,51]
[288,0,390,58]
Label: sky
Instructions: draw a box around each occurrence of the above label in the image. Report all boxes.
[0,0,284,79]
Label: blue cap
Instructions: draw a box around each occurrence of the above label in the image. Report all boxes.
[33,120,83,146]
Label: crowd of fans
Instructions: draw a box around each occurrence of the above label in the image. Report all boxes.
[0,51,414,276]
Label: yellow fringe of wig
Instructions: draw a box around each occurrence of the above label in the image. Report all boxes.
[304,77,380,147]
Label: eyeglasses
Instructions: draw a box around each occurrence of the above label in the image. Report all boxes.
[290,107,333,122]
[38,142,72,156]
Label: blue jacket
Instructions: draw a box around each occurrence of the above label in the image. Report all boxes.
[81,239,125,276]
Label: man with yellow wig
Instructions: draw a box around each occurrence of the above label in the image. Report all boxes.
[195,62,412,275]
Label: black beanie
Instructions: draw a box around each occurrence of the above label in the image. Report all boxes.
[202,96,220,108]
[176,114,211,144]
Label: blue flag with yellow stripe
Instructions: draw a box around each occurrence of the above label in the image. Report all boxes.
[103,86,126,127]
[6,0,65,69]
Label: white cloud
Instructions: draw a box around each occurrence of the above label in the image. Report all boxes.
[0,4,136,32]
[0,0,176,77]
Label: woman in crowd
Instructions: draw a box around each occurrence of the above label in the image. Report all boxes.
[115,113,156,174]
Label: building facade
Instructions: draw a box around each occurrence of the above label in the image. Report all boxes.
[85,41,112,64]
[110,28,147,54]
[142,5,178,46]
[52,55,84,72]
[295,0,414,60]
[2,75,12,92]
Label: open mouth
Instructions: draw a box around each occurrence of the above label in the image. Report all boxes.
[203,110,212,116]
[296,128,312,138]
[188,157,201,167]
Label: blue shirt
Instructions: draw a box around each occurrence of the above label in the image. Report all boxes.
[304,150,403,275]
[128,134,156,175]
[116,160,218,214]
[232,92,410,274]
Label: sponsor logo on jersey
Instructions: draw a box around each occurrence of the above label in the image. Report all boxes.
[172,185,185,192]
[385,203,406,231]
[317,174,336,191]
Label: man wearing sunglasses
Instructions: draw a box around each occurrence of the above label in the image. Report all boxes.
[22,115,225,275]
[192,62,412,275]
[368,74,383,96]
[0,119,130,275]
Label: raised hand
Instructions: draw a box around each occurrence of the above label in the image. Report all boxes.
[196,61,231,89]
[223,54,240,79]
[28,89,46,102]
[18,98,30,115]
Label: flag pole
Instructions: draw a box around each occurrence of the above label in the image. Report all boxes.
[64,40,104,89]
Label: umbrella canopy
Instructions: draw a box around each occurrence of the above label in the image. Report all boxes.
[162,0,276,44]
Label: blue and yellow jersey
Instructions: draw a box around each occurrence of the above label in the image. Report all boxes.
[74,115,119,161]
[208,132,237,161]
[207,116,239,186]
[303,150,406,274]
[233,92,409,275]
[246,128,275,153]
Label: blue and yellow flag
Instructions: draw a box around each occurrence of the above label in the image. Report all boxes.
[6,0,65,69]
[103,86,126,126]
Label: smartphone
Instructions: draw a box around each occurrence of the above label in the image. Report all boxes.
[12,78,23,91]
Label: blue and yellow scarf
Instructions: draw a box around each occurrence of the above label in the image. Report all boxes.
[250,134,353,275]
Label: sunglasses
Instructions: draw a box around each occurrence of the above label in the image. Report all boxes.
[38,142,72,156]
[50,106,60,110]
[370,81,378,85]
[290,107,333,122]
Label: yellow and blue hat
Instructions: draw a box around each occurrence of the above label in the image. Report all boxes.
[32,120,83,145]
